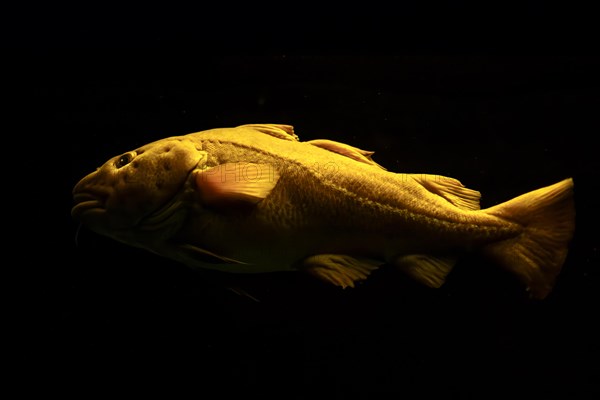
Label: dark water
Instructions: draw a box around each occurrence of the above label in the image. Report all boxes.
[13,10,600,399]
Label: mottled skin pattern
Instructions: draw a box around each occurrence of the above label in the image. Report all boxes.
[174,128,518,271]
[72,124,574,298]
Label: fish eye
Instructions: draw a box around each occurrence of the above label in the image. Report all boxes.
[116,153,134,168]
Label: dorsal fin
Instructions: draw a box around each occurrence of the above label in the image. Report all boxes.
[307,139,387,170]
[411,174,481,210]
[239,124,299,141]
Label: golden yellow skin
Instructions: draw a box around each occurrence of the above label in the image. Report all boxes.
[174,126,513,265]
[72,124,575,298]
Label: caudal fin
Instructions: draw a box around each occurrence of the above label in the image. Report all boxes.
[483,178,575,299]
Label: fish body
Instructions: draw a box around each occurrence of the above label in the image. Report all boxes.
[72,124,575,298]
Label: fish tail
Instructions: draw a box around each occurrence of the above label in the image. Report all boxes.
[482,178,575,299]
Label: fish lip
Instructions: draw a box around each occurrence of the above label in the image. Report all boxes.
[71,193,105,219]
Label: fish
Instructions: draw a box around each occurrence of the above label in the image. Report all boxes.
[71,123,575,299]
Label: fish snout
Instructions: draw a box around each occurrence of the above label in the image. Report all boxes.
[71,172,137,233]
[71,191,105,218]
[71,171,111,220]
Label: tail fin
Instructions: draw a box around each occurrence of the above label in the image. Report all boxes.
[483,178,575,299]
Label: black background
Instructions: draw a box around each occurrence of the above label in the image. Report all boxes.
[11,3,600,399]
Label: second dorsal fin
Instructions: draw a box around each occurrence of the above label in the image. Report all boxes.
[307,139,387,170]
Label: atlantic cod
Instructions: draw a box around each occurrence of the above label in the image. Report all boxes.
[71,124,575,299]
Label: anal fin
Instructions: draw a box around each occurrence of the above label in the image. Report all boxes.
[393,254,456,288]
[301,254,381,288]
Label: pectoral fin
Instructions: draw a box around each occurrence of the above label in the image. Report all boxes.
[307,139,387,170]
[300,254,381,288]
[393,254,456,288]
[195,163,280,206]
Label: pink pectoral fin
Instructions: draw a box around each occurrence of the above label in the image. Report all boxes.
[195,163,280,206]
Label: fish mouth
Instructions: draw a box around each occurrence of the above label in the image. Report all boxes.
[71,193,105,219]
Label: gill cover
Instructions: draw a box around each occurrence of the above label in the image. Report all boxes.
[72,137,205,233]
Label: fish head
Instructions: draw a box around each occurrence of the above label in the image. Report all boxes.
[72,136,206,241]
